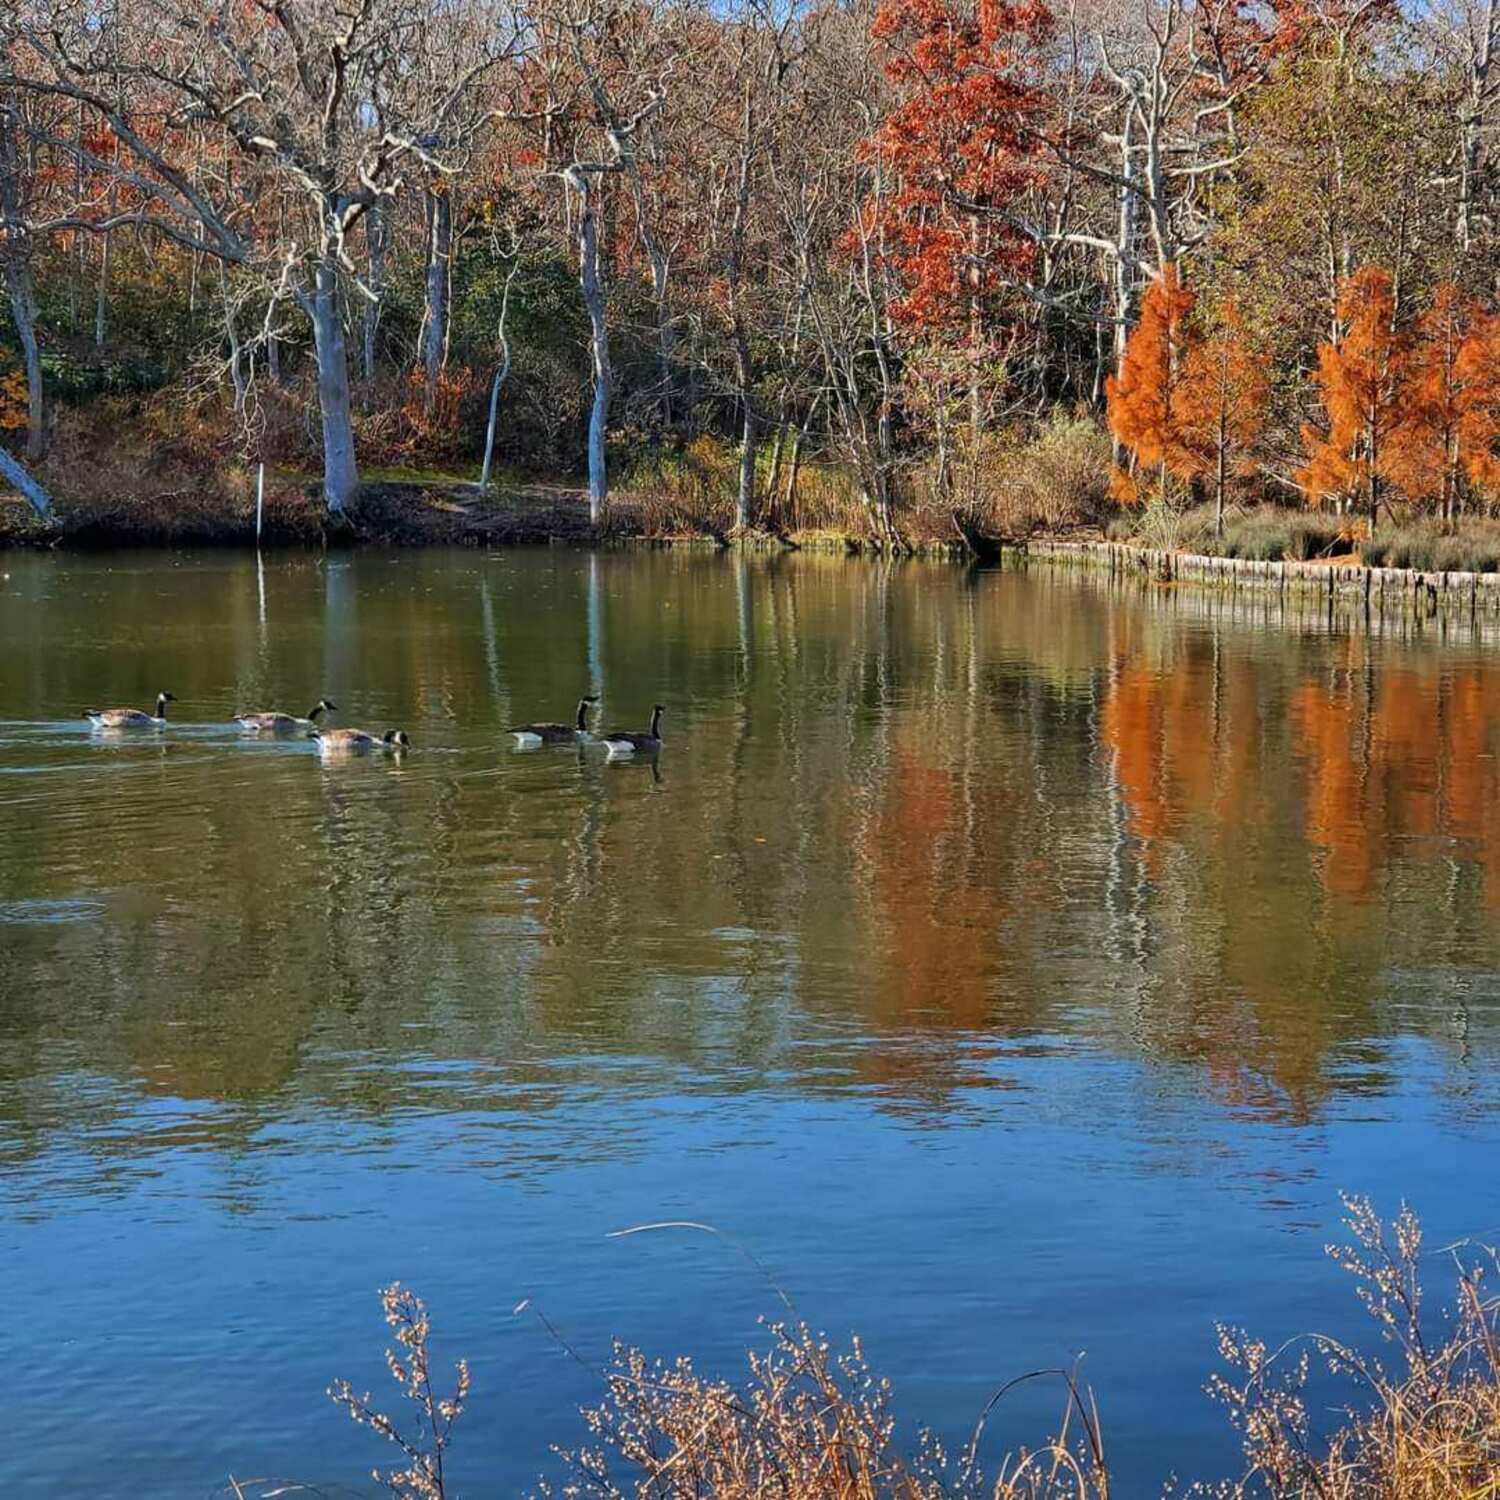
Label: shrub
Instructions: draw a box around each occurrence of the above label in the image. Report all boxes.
[1286,514,1348,560]
[285,1200,1499,1500]
[1222,521,1291,561]
[1010,412,1113,530]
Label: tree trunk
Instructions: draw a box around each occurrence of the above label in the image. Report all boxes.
[309,259,359,515]
[94,230,111,349]
[479,362,507,493]
[1215,412,1226,536]
[5,258,46,463]
[0,445,52,521]
[0,105,45,462]
[423,185,451,411]
[575,177,610,524]
[1458,0,1496,252]
[735,336,756,531]
[363,199,386,386]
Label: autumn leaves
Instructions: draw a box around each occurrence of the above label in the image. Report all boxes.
[1106,267,1268,533]
[1110,264,1500,538]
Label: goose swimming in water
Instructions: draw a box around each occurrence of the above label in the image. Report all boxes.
[235,697,338,734]
[509,695,598,748]
[601,704,664,757]
[313,727,410,754]
[85,692,175,729]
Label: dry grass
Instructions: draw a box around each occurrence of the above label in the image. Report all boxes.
[213,1199,1496,1500]
[977,414,1113,537]
[1198,1195,1500,1499]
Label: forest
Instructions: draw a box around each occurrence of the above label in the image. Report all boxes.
[4,0,1500,556]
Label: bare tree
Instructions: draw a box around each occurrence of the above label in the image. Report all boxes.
[543,0,671,523]
[2,0,522,513]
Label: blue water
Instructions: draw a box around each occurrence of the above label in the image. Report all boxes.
[1,548,1496,1495]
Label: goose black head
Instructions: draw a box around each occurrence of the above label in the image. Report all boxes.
[384,729,411,748]
[320,697,339,712]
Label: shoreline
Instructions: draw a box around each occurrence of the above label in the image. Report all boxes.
[1022,537,1500,617]
[9,481,1500,622]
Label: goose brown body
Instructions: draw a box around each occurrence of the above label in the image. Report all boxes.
[236,698,337,734]
[314,727,409,754]
[85,693,175,729]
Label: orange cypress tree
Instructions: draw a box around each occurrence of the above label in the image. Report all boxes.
[1173,303,1269,535]
[1298,266,1408,538]
[1455,310,1500,500]
[1106,264,1195,504]
[1390,285,1476,523]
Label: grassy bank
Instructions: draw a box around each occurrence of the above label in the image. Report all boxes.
[222,1200,1499,1499]
[13,415,1500,577]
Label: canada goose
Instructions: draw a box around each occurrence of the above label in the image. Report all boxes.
[509,695,598,748]
[601,704,665,757]
[85,692,175,729]
[236,697,338,734]
[313,727,410,754]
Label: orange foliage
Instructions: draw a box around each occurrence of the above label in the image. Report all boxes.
[0,360,26,434]
[1173,302,1269,520]
[1454,310,1500,498]
[1298,266,1407,528]
[1105,264,1195,503]
[1391,284,1482,518]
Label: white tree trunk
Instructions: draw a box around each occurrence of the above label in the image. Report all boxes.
[0,446,52,520]
[423,185,451,410]
[575,178,610,524]
[478,252,519,493]
[309,260,359,515]
[5,260,46,463]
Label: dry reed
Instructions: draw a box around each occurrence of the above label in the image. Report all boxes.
[223,1198,1499,1500]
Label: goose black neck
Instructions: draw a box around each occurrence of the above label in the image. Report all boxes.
[308,703,325,722]
[156,696,169,720]
[650,705,663,737]
[575,698,590,731]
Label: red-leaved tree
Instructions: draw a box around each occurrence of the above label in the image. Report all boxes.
[866,0,1051,435]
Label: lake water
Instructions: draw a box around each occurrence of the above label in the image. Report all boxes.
[1,547,1497,1496]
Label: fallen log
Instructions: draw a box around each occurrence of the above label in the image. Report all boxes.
[0,448,53,521]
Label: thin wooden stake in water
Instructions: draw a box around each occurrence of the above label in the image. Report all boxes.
[255,461,265,546]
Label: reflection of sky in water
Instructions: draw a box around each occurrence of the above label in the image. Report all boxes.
[1,548,1498,1496]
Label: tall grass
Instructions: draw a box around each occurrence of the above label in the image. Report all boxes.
[1108,505,1353,563]
[214,1199,1500,1500]
[1359,520,1500,572]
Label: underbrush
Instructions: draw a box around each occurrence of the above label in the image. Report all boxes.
[975,412,1113,536]
[1107,504,1353,562]
[1358,519,1500,572]
[619,414,1113,547]
[223,1198,1500,1500]
[617,436,887,541]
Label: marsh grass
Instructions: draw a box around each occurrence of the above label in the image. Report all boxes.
[1358,520,1500,573]
[256,1200,1499,1500]
[1108,506,1353,563]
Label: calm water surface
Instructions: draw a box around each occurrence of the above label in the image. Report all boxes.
[1,548,1498,1495]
